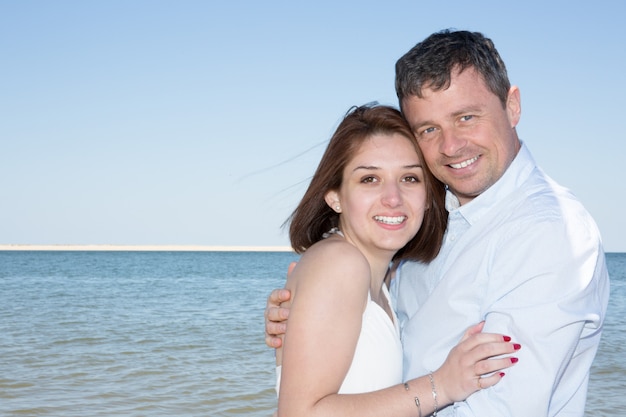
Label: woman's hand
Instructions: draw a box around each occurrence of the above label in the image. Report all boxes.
[433,322,521,405]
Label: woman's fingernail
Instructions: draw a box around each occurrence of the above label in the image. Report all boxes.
[499,372,506,377]
[513,343,521,350]
[510,357,519,364]
[503,335,511,342]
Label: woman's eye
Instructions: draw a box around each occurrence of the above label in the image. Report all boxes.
[361,176,377,183]
[402,175,419,183]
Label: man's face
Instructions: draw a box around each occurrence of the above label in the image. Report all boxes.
[401,67,521,205]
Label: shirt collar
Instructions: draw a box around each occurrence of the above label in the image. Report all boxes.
[445,142,536,224]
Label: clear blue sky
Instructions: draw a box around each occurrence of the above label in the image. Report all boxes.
[1,1,625,252]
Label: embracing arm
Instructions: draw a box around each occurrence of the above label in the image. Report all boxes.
[276,241,519,417]
[281,316,517,417]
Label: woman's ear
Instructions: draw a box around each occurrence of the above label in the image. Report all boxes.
[325,190,341,213]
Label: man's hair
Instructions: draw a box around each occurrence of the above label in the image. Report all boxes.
[395,29,511,108]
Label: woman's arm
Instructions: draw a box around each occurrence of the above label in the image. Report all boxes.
[277,239,371,415]
[277,240,519,417]
[281,319,517,417]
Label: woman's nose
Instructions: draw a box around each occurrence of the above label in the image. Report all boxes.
[381,182,402,207]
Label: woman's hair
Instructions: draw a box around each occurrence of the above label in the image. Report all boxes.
[286,104,447,263]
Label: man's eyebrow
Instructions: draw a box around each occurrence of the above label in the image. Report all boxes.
[411,121,431,132]
[451,105,482,117]
[412,105,483,131]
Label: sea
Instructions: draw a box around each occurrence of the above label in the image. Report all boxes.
[0,251,624,416]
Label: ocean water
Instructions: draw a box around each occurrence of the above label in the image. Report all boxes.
[0,251,623,416]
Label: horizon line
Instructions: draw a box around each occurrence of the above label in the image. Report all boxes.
[0,244,294,252]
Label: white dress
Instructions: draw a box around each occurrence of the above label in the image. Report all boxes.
[276,284,403,395]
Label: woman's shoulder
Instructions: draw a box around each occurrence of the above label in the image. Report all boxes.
[308,236,368,268]
[290,237,370,290]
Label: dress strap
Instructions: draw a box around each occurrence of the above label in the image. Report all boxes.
[322,227,344,238]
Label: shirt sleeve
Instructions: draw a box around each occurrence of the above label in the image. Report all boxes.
[452,217,609,416]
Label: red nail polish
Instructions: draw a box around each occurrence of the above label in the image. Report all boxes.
[499,372,506,377]
[510,357,519,364]
[513,343,521,350]
[503,335,511,342]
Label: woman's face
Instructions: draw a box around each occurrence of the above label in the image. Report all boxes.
[325,132,428,260]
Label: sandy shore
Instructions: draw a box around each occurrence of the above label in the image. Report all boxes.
[0,244,294,252]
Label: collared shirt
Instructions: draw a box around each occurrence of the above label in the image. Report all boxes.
[390,143,610,416]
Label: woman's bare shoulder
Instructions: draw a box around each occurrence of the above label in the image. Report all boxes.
[288,237,370,290]
[305,237,368,269]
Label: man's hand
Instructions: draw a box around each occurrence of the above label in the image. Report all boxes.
[264,262,296,348]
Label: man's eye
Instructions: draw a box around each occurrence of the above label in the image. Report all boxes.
[460,115,473,122]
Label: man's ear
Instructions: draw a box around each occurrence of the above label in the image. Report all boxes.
[507,85,521,128]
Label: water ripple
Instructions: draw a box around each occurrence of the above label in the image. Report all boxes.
[0,251,622,415]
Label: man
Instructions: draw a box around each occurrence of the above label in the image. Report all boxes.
[266,30,610,416]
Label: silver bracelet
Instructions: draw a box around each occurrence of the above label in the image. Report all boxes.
[428,372,438,416]
[404,382,423,417]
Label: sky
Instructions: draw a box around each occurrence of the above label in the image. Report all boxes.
[1,1,625,252]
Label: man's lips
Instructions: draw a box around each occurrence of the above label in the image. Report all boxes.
[448,156,479,169]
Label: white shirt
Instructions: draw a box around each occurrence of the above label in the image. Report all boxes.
[391,143,610,416]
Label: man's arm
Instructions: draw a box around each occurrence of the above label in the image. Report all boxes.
[454,221,609,416]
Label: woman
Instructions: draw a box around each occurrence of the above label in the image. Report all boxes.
[276,104,519,416]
